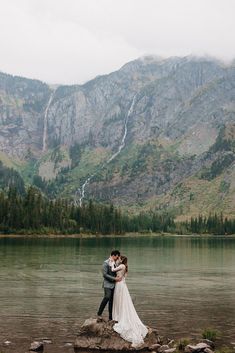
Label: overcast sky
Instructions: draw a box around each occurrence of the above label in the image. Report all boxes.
[0,0,235,84]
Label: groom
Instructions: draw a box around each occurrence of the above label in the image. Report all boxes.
[97,250,121,321]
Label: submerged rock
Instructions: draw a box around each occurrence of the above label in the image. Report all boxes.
[42,339,52,344]
[4,340,12,345]
[30,341,44,351]
[74,318,159,352]
[65,342,73,347]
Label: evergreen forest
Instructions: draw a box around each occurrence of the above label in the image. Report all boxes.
[0,185,234,235]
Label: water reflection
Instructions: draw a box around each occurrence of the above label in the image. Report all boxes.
[0,236,235,352]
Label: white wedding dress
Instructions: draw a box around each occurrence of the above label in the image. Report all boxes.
[110,261,148,347]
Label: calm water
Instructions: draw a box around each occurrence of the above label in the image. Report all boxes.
[0,235,235,353]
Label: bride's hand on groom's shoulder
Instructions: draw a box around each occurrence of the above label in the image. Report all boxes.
[109,260,114,267]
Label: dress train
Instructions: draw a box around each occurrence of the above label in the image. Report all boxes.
[111,263,148,347]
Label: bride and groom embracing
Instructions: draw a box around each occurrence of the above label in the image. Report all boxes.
[97,250,148,347]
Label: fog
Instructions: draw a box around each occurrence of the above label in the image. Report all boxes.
[0,0,234,84]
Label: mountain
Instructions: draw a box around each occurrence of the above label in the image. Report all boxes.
[0,55,235,219]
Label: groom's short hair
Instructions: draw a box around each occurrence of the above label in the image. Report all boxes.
[111,250,120,256]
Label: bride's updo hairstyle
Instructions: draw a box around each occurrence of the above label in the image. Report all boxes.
[121,255,128,273]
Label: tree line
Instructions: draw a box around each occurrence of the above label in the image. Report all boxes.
[0,185,234,235]
[0,186,174,234]
[181,213,235,235]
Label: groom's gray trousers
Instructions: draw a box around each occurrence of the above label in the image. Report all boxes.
[97,259,116,320]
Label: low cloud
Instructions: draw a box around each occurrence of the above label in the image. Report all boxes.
[0,0,234,84]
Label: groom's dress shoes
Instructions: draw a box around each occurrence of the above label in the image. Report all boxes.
[97,315,104,322]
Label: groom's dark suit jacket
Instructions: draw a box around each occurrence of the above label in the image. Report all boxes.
[102,259,116,289]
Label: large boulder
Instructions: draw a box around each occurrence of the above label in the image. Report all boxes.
[74,318,160,352]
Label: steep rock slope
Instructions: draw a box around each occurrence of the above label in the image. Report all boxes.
[0,56,235,217]
[0,72,51,158]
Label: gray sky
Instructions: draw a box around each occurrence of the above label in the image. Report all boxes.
[0,0,235,84]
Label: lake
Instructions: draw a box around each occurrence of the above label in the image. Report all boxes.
[0,235,235,353]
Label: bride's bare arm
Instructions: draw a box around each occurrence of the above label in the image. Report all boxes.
[109,262,125,272]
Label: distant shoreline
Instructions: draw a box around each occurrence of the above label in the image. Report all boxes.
[0,232,234,239]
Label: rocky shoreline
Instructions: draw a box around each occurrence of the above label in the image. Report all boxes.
[1,318,235,353]
[74,317,159,352]
[73,318,235,353]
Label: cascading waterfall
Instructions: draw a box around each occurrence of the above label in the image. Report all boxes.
[42,92,54,152]
[75,95,137,207]
[77,175,94,207]
[106,95,136,163]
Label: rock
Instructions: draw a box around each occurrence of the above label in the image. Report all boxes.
[159,345,170,352]
[42,338,52,344]
[29,341,44,351]
[4,340,12,345]
[202,340,215,349]
[185,343,210,353]
[157,336,164,345]
[164,349,176,353]
[74,317,159,352]
[64,342,73,347]
[149,343,161,351]
[167,340,175,347]
[204,348,214,353]
[195,343,210,350]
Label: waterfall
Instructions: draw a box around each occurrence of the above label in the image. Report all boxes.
[75,95,137,207]
[42,92,54,152]
[77,175,94,206]
[106,95,136,163]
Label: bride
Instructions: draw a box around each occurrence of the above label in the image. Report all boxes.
[109,255,148,347]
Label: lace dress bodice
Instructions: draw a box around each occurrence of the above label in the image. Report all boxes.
[109,260,126,278]
[114,264,126,278]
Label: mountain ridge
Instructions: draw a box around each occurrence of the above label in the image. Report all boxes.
[0,55,235,219]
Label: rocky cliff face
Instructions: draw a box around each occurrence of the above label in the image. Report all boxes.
[0,72,51,159]
[0,56,235,218]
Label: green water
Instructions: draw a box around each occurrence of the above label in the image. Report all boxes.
[0,235,235,352]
